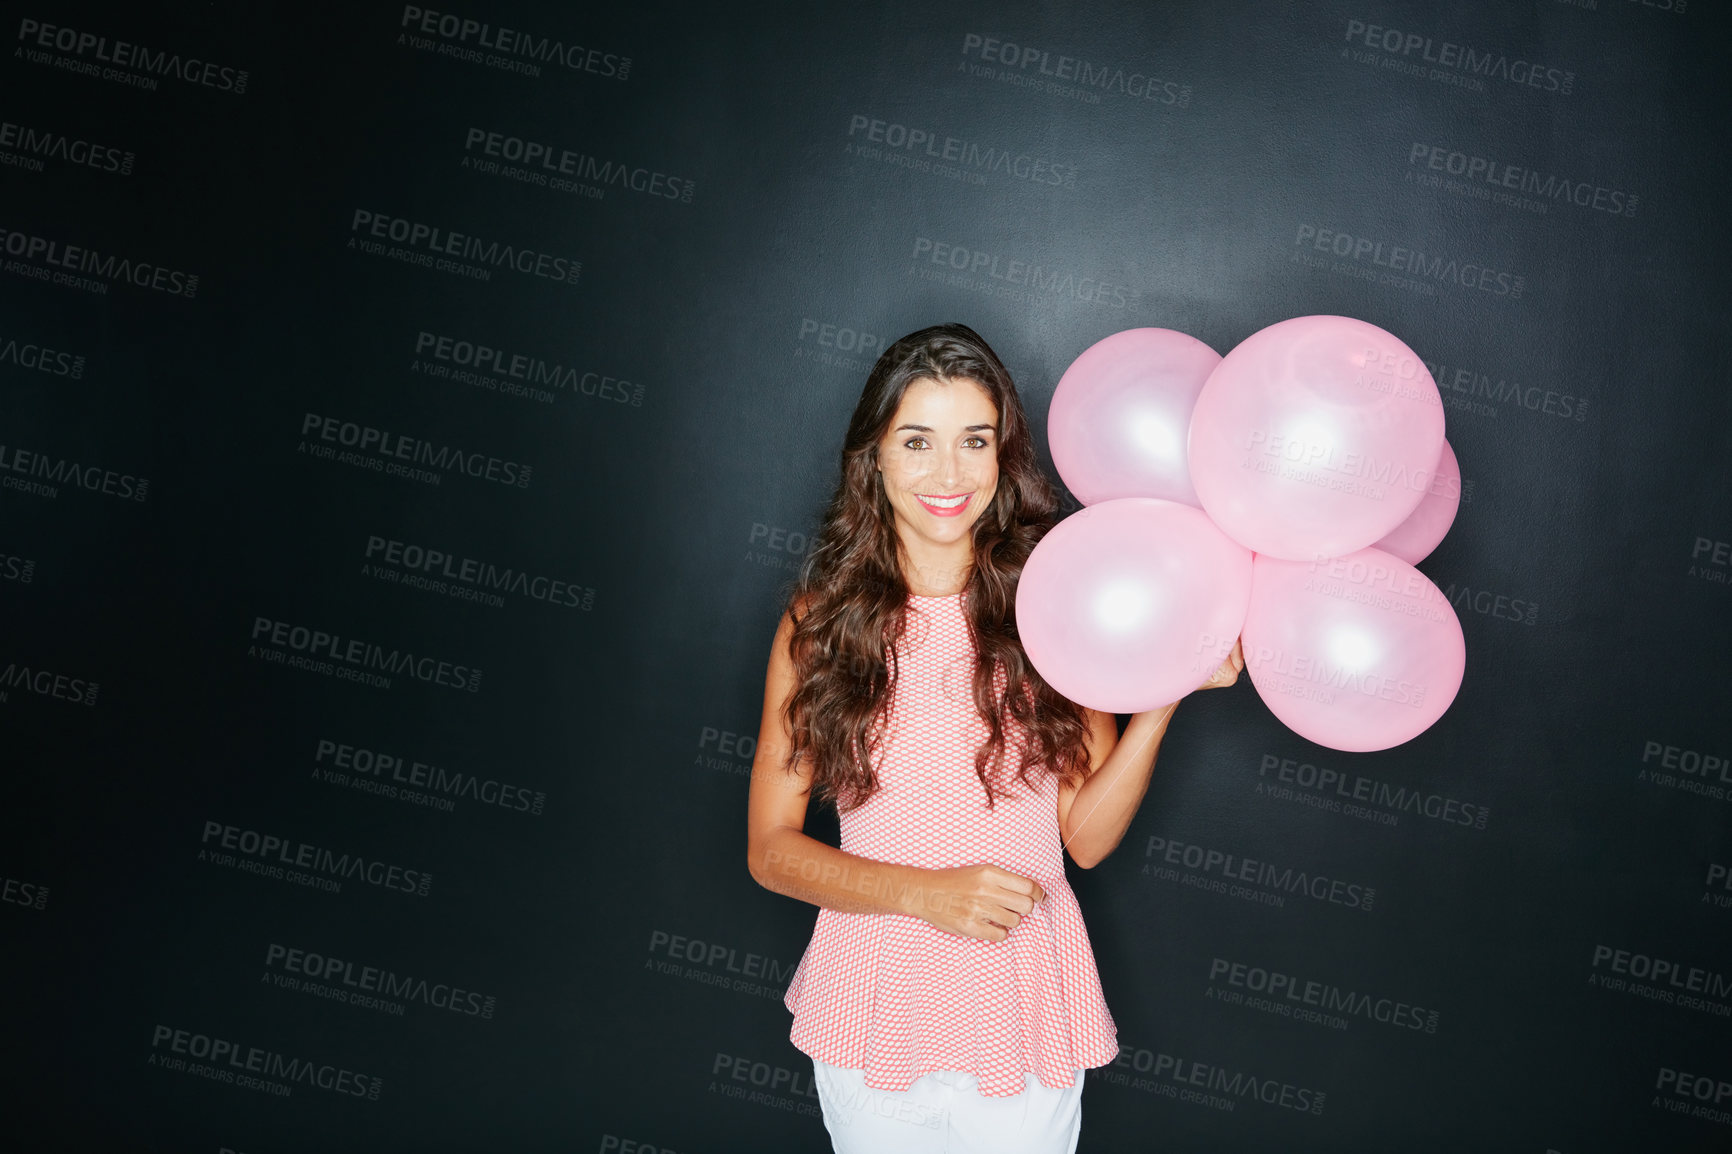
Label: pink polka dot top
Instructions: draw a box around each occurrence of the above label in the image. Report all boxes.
[782,591,1120,1097]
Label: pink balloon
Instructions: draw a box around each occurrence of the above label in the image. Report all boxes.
[1374,439,1461,565]
[1188,315,1447,560]
[1241,547,1465,752]
[1048,328,1221,508]
[1016,498,1252,713]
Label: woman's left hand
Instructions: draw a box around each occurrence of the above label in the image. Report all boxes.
[1195,638,1244,691]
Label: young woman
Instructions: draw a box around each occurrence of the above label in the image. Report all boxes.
[745,323,1242,1154]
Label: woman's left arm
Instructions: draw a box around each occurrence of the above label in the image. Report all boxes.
[1058,640,1244,869]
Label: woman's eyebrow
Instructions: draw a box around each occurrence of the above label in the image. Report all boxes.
[894,423,996,433]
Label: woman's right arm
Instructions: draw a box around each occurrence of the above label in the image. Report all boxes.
[745,601,1044,940]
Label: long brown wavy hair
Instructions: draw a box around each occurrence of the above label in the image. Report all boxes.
[779,322,1092,813]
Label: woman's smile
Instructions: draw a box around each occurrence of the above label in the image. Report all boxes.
[915,492,972,516]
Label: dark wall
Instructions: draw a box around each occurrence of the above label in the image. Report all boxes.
[3,2,1729,1152]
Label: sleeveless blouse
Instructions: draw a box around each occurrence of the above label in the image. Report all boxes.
[782,591,1120,1097]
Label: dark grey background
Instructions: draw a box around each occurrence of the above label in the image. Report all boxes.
[2,1,1728,1151]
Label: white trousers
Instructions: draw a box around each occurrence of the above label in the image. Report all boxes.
[811,1058,1084,1154]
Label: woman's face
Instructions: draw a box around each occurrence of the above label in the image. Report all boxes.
[875,375,1000,567]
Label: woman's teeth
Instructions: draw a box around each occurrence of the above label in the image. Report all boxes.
[918,494,968,508]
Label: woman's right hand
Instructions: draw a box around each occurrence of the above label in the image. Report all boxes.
[911,864,1046,942]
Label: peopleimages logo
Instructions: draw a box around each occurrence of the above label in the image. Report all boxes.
[793,317,884,372]
[1689,536,1730,590]
[696,725,758,776]
[412,329,644,407]
[199,820,434,898]
[397,6,630,80]
[1257,753,1489,830]
[709,1053,822,1118]
[1438,581,1539,627]
[249,615,482,693]
[1624,0,1688,17]
[845,113,1077,188]
[1207,956,1439,1034]
[0,329,86,378]
[1249,644,1429,708]
[909,235,1138,309]
[1639,738,1731,803]
[648,929,795,1002]
[312,736,546,817]
[462,127,693,203]
[148,1025,380,1100]
[1241,430,1444,503]
[1407,143,1636,218]
[1423,353,1589,423]
[1104,1041,1326,1115]
[363,535,595,611]
[2,874,49,910]
[1293,224,1525,298]
[1143,835,1375,911]
[0,224,198,297]
[348,209,580,286]
[264,942,497,1019]
[1654,1066,1732,1129]
[649,930,794,984]
[958,32,1192,107]
[0,442,148,502]
[0,118,134,177]
[0,659,99,707]
[16,18,249,94]
[1704,862,1732,910]
[0,551,36,585]
[1342,18,1574,94]
[1590,943,1732,1018]
[299,411,532,490]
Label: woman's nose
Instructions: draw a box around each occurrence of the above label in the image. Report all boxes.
[932,448,966,486]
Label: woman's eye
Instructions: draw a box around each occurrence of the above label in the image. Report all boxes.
[901,436,990,450]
